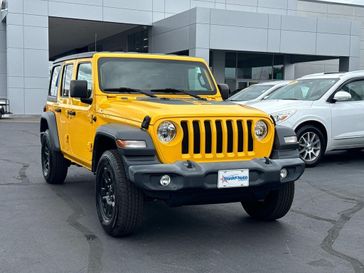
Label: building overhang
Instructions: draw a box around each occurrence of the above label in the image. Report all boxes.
[150,7,359,61]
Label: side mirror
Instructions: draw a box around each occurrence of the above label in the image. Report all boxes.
[218,83,230,100]
[70,80,92,104]
[333,90,351,102]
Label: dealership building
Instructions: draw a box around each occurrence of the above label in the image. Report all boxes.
[0,0,363,114]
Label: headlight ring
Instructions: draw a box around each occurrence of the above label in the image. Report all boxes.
[157,121,177,143]
[254,120,268,140]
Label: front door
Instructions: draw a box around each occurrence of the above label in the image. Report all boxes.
[331,78,364,148]
[67,61,95,168]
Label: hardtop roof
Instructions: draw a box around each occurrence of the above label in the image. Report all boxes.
[53,51,203,64]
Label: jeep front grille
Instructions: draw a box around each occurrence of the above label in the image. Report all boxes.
[180,119,255,159]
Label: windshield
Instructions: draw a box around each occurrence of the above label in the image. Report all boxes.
[228,84,274,101]
[267,78,338,101]
[98,58,216,94]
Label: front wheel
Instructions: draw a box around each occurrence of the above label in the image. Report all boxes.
[297,125,326,167]
[96,150,144,237]
[242,182,295,221]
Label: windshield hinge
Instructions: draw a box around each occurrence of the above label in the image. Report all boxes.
[141,116,151,130]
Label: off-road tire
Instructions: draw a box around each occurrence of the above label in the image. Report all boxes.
[41,130,68,184]
[242,182,295,221]
[96,150,144,237]
[296,125,326,167]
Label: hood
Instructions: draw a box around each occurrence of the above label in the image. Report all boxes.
[99,97,269,124]
[246,99,313,114]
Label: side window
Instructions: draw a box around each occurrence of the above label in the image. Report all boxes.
[62,64,74,97]
[77,63,92,97]
[341,80,364,101]
[49,66,61,97]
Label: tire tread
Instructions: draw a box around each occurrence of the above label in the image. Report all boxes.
[96,150,143,237]
[41,130,68,185]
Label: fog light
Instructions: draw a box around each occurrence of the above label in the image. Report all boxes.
[160,175,171,186]
[280,168,288,179]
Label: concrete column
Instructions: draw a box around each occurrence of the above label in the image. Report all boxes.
[348,57,360,71]
[6,0,49,114]
[212,50,225,83]
[339,57,349,72]
[189,48,209,64]
[0,21,6,98]
[283,55,295,80]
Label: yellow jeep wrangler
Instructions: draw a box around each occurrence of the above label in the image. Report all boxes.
[40,52,304,237]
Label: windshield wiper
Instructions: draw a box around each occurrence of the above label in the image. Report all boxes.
[103,87,158,98]
[151,88,207,101]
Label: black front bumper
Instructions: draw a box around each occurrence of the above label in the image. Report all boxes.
[128,158,305,193]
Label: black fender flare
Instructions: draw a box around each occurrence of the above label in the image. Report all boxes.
[40,112,60,152]
[92,123,157,172]
[270,125,300,159]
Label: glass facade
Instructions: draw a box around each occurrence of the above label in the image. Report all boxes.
[128,28,149,53]
[224,52,285,91]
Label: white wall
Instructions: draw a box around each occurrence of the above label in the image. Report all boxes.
[6,0,49,114]
[295,0,364,77]
[0,22,6,98]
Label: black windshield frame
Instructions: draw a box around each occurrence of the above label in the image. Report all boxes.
[98,57,217,95]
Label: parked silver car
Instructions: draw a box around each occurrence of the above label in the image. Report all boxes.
[228,81,290,104]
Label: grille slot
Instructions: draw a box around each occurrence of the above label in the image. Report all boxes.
[204,121,212,154]
[226,120,233,153]
[180,119,255,158]
[215,120,223,153]
[193,121,200,154]
[237,120,244,152]
[247,120,254,151]
[181,121,189,154]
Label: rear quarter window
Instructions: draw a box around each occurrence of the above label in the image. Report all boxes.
[49,66,61,97]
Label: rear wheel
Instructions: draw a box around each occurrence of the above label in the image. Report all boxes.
[96,150,144,237]
[297,125,326,167]
[242,182,295,221]
[41,130,68,184]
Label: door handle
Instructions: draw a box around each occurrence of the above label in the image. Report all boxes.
[54,108,61,113]
[67,110,76,116]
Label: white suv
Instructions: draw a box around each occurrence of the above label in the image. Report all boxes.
[247,71,364,166]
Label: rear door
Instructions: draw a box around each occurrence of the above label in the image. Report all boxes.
[67,60,95,168]
[330,78,364,148]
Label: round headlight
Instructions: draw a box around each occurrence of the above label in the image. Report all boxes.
[254,120,268,140]
[157,121,177,143]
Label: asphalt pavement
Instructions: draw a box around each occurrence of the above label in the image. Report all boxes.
[0,117,363,273]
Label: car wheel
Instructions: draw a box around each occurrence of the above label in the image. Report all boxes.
[242,182,295,221]
[96,150,144,237]
[41,130,68,184]
[296,125,326,167]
